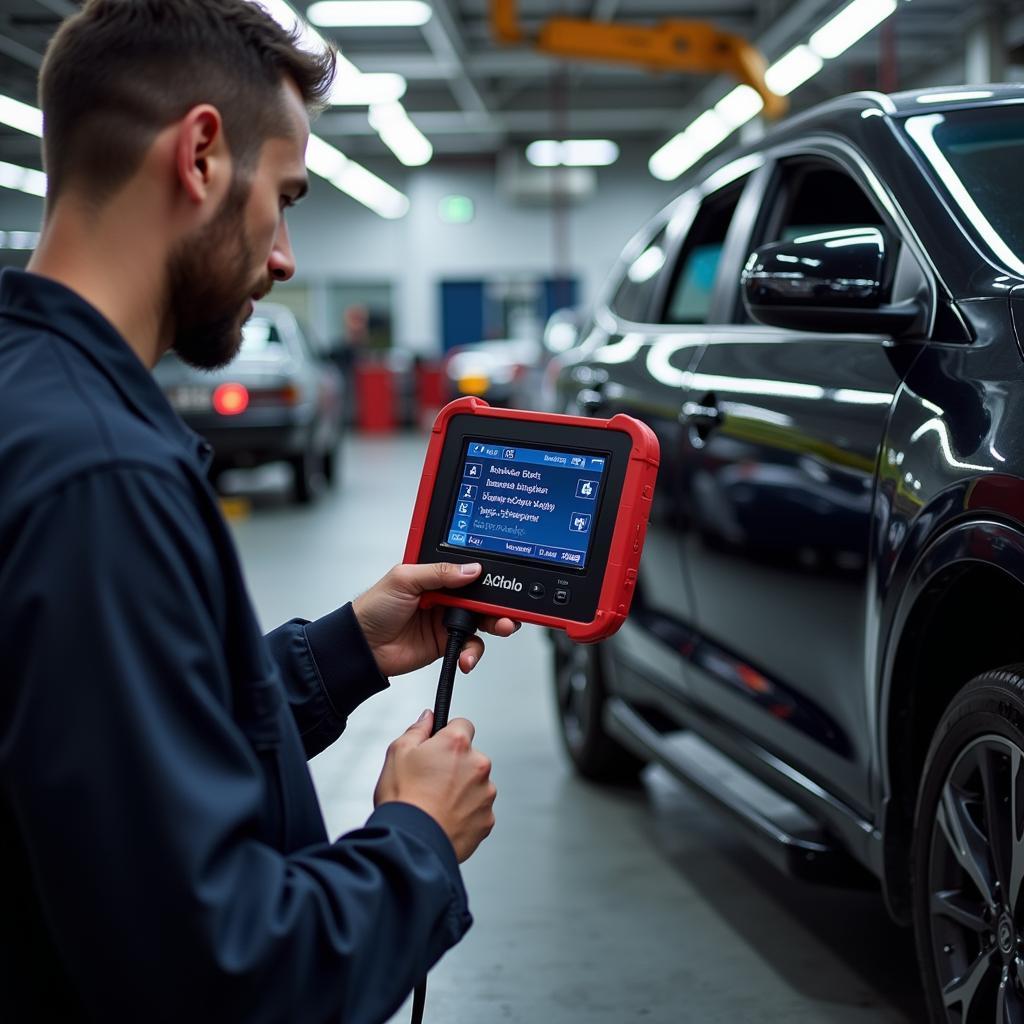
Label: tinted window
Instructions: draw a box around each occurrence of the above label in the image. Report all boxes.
[610,226,668,322]
[770,163,883,241]
[662,181,746,324]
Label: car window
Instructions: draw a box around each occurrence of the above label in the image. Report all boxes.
[610,225,669,322]
[661,180,747,325]
[240,317,287,360]
[767,162,883,242]
[733,159,888,323]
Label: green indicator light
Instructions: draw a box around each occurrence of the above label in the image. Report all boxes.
[439,195,474,224]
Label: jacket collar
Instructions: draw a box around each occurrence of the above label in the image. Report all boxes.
[0,268,213,470]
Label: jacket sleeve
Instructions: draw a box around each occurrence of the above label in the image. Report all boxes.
[0,464,471,1024]
[264,606,390,759]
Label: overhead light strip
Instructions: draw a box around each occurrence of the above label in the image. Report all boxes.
[0,230,40,250]
[305,135,409,218]
[0,4,418,217]
[368,102,433,166]
[307,1,433,28]
[526,139,620,167]
[259,0,432,170]
[649,0,901,181]
[0,160,46,197]
[0,95,43,137]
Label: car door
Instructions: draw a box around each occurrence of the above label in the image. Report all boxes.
[676,149,928,815]
[572,161,763,702]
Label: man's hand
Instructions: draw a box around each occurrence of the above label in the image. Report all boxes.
[375,711,496,863]
[353,562,519,678]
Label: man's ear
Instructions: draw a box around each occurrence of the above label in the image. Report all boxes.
[174,104,230,206]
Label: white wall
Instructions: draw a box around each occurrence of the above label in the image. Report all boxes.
[284,149,677,351]
[0,150,676,353]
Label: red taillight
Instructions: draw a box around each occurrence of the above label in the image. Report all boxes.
[213,382,249,416]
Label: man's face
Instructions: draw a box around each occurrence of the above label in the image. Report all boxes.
[169,81,310,370]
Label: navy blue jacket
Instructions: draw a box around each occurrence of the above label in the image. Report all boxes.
[0,270,471,1022]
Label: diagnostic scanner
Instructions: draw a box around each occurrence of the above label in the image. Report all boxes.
[404,397,660,643]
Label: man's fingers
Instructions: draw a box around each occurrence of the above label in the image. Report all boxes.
[477,616,520,638]
[459,635,485,673]
[442,717,476,746]
[394,561,482,595]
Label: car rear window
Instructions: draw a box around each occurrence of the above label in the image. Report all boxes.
[240,317,287,359]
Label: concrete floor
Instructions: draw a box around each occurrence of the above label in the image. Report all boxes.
[226,433,928,1024]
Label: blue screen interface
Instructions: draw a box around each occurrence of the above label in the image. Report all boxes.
[444,438,609,569]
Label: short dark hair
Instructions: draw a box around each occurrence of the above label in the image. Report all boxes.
[39,0,335,205]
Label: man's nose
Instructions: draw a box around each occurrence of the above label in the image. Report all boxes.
[268,220,296,282]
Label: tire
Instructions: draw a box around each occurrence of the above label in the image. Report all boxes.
[912,667,1024,1023]
[551,631,645,784]
[321,445,338,487]
[290,448,319,505]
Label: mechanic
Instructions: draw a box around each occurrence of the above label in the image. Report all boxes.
[0,1,518,1021]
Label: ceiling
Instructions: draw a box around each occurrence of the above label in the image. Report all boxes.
[0,0,1018,175]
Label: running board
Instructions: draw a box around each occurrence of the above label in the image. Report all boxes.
[604,697,872,886]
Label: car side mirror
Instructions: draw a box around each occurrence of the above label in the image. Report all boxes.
[741,227,922,335]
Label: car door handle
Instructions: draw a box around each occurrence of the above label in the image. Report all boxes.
[681,393,722,440]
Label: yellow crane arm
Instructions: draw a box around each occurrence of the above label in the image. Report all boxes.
[490,0,787,120]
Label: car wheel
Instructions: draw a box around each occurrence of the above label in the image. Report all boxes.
[290,449,320,505]
[913,667,1024,1023]
[552,631,645,784]
[321,444,340,487]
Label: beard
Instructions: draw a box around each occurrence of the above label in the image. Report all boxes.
[167,175,270,371]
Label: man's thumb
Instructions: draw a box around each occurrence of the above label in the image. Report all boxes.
[406,708,434,740]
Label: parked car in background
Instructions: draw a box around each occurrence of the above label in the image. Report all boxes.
[154,302,345,503]
[537,306,585,411]
[442,337,541,408]
[552,85,1024,1021]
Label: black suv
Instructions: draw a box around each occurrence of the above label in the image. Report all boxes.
[551,85,1024,1021]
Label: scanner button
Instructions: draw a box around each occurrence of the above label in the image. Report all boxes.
[528,583,545,600]
[554,588,570,606]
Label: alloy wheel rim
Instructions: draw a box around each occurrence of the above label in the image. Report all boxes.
[928,734,1024,1021]
[555,639,591,754]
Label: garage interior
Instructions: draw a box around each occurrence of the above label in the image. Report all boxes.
[3,1,1024,1021]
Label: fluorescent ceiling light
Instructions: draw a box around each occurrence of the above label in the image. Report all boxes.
[0,94,43,137]
[305,136,409,218]
[649,111,728,182]
[330,72,407,105]
[257,0,359,75]
[765,45,824,96]
[526,141,561,167]
[714,85,764,129]
[0,160,46,197]
[526,139,619,167]
[809,0,897,60]
[258,1,413,216]
[684,109,733,152]
[308,1,432,26]
[0,230,40,250]
[369,102,433,166]
[648,0,902,180]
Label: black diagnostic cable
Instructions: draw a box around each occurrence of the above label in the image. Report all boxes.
[410,604,479,1024]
